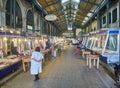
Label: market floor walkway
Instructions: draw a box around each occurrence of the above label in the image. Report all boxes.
[1,45,116,88]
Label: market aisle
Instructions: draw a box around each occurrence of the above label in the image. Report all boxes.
[1,45,116,88]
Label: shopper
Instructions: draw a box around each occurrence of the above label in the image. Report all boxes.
[57,43,61,56]
[30,46,43,81]
[51,43,57,58]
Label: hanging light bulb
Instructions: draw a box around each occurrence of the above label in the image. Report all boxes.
[4,37,7,41]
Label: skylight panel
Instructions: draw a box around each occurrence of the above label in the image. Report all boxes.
[71,0,80,3]
[62,0,69,4]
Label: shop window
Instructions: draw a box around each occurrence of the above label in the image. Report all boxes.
[26,10,33,31]
[103,16,106,24]
[109,12,111,24]
[6,0,10,27]
[106,35,117,51]
[6,0,22,28]
[112,8,117,23]
[16,2,22,28]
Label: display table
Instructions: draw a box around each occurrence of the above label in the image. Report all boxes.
[82,50,91,58]
[88,55,100,69]
[22,56,31,72]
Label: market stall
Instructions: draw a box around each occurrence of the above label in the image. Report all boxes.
[0,28,26,78]
[91,28,119,64]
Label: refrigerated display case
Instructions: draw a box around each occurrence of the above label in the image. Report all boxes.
[102,29,119,64]
[91,28,120,64]
[82,34,89,47]
[0,30,25,78]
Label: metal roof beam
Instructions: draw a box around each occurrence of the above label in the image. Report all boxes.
[57,20,65,23]
[77,14,88,17]
[83,0,107,28]
[78,7,94,13]
[57,14,64,17]
[31,0,47,14]
[75,25,81,28]
[81,0,99,6]
[59,21,66,23]
[43,1,59,8]
[75,20,83,22]
[48,7,62,14]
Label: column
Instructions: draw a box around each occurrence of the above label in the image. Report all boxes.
[90,20,92,31]
[119,0,120,64]
[10,0,13,28]
[106,0,109,28]
[97,12,100,30]
[46,22,47,35]
[119,0,120,27]
[32,2,35,32]
[13,0,16,29]
[40,15,42,34]
[42,17,44,34]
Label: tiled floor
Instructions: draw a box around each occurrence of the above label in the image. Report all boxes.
[1,46,116,88]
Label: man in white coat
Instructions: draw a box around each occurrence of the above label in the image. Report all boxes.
[30,47,43,81]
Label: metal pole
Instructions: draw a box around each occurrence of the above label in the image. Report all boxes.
[51,25,52,36]
[50,24,51,36]
[119,30,120,64]
[40,15,42,34]
[42,18,44,34]
[55,27,57,36]
[97,12,100,30]
[10,0,13,28]
[47,22,49,35]
[52,25,53,36]
[106,0,109,28]
[13,0,16,29]
[48,23,49,35]
[32,2,35,33]
[90,20,92,31]
[119,0,120,27]
[119,0,120,64]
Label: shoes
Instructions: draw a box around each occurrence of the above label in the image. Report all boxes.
[34,78,39,81]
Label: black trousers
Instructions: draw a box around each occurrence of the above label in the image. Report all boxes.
[34,74,39,80]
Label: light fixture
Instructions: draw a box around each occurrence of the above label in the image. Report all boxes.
[4,37,7,41]
[0,27,3,30]
[62,0,69,4]
[83,20,86,23]
[45,14,57,21]
[19,39,21,42]
[17,31,20,34]
[10,30,13,33]
[85,17,89,20]
[25,39,27,42]
[72,0,80,3]
[87,13,92,17]
[81,23,84,25]
[61,0,80,30]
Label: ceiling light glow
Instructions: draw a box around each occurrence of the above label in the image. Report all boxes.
[71,0,80,3]
[62,0,69,3]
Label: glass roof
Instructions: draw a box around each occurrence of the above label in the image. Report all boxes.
[62,0,69,3]
[62,0,80,4]
[61,0,80,30]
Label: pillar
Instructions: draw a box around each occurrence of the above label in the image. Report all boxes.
[106,0,109,28]
[97,12,100,30]
[32,2,35,32]
[10,0,13,28]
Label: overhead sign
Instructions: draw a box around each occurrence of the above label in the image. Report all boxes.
[45,14,57,21]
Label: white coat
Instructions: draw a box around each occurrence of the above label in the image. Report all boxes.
[30,51,43,75]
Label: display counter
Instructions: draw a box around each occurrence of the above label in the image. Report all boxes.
[0,55,22,78]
